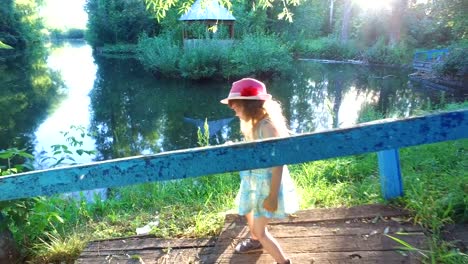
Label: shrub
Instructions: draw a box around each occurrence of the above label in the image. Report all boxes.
[434,47,468,78]
[178,40,230,80]
[363,38,412,65]
[226,34,292,78]
[136,34,180,77]
[295,37,357,60]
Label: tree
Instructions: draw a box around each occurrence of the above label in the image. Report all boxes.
[340,0,352,44]
[145,0,302,22]
[389,0,407,46]
[85,0,160,47]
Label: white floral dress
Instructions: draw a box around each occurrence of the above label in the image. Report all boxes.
[236,118,299,219]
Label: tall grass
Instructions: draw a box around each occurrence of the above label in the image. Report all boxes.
[135,33,293,79]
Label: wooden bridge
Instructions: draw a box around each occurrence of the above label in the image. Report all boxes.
[76,204,426,263]
[1,109,467,263]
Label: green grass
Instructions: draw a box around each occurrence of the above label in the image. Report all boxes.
[24,139,466,263]
[5,104,467,263]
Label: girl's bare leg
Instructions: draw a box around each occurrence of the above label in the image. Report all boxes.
[252,216,287,263]
[244,211,258,240]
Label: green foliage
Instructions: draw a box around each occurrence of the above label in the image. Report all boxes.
[37,125,96,168]
[44,28,86,40]
[295,37,357,60]
[31,232,87,264]
[227,33,293,78]
[65,28,85,39]
[99,43,137,55]
[85,0,160,47]
[0,40,13,49]
[357,104,385,124]
[182,22,230,40]
[0,0,45,52]
[434,44,468,78]
[144,0,299,23]
[196,119,210,147]
[136,34,181,76]
[0,148,34,175]
[363,38,412,65]
[179,40,230,79]
[136,33,292,79]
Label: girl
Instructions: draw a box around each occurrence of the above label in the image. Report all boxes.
[220,78,299,264]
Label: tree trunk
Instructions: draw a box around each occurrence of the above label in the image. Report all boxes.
[389,0,407,46]
[329,0,334,32]
[340,0,353,44]
[0,214,20,263]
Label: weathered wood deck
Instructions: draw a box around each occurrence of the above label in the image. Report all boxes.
[76,204,428,263]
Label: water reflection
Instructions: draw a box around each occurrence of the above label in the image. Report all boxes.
[0,40,63,167]
[88,55,235,160]
[4,41,464,164]
[88,55,463,160]
[34,41,97,166]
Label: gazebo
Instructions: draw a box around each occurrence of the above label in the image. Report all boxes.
[179,0,236,43]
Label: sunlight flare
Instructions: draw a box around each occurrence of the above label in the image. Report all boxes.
[354,0,393,11]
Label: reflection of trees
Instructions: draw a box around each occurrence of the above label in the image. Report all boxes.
[1,0,63,156]
[88,58,459,160]
[0,48,64,155]
[89,57,236,160]
[282,62,356,132]
[280,61,458,134]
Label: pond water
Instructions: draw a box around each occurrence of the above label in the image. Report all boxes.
[1,40,466,166]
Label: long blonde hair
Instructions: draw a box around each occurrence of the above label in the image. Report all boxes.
[229,99,290,141]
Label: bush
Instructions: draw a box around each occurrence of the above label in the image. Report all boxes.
[136,33,294,80]
[363,38,412,65]
[66,28,85,39]
[295,37,357,60]
[226,34,292,78]
[434,47,468,78]
[136,34,180,77]
[178,40,230,80]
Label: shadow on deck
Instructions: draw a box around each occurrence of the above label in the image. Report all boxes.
[76,204,428,263]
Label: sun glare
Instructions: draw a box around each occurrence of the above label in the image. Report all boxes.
[41,0,87,29]
[354,0,393,11]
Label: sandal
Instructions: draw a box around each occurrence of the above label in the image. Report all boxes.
[234,238,263,253]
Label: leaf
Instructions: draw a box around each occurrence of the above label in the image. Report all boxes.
[50,212,64,224]
[0,41,13,49]
[0,152,12,159]
[18,152,34,159]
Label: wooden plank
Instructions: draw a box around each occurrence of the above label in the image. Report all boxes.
[220,219,423,240]
[1,110,466,201]
[82,237,215,252]
[77,247,212,264]
[78,250,212,259]
[211,205,428,263]
[213,234,428,254]
[203,251,422,264]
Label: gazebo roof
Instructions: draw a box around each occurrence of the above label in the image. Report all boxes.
[179,0,235,21]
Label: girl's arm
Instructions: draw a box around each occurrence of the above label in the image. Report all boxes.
[263,166,283,212]
[259,121,283,212]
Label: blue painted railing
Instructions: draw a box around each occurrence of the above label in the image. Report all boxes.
[0,110,467,202]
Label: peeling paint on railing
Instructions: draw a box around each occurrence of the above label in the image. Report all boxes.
[0,110,466,202]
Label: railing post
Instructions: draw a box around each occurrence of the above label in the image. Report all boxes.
[377,149,403,200]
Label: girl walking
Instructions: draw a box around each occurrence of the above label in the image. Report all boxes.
[220,78,299,264]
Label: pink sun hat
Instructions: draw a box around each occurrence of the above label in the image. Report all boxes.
[220,78,272,104]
